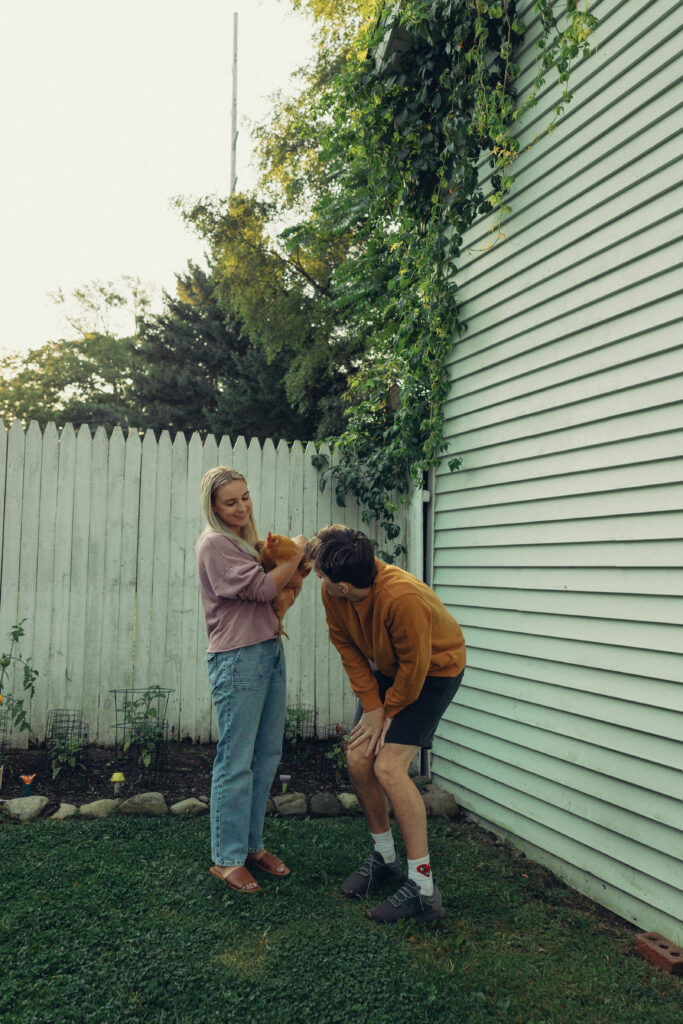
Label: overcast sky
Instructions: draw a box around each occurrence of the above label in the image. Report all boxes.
[0,0,315,356]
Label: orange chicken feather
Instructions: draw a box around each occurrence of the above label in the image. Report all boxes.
[257,532,312,636]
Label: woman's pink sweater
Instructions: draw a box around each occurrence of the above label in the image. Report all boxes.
[197,531,279,652]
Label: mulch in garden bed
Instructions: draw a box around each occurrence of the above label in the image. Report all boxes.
[0,736,349,808]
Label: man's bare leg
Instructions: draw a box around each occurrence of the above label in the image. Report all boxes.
[347,743,390,834]
[373,743,427,860]
[348,741,427,858]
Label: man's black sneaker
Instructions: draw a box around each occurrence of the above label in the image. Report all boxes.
[367,879,446,923]
[341,851,403,898]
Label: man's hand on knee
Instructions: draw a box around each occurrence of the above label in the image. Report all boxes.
[349,707,388,758]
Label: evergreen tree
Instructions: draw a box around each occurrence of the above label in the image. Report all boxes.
[134,262,318,442]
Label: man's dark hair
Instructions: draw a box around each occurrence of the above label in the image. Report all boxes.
[305,525,377,588]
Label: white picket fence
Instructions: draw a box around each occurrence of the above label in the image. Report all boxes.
[0,420,422,748]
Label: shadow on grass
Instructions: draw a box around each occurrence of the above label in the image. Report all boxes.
[2,815,681,1023]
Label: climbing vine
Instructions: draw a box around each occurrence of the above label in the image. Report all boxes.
[302,0,599,557]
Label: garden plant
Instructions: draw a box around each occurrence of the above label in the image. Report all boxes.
[0,621,39,743]
[49,734,87,781]
[115,684,172,776]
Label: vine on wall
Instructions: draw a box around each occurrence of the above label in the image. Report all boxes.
[307,0,599,557]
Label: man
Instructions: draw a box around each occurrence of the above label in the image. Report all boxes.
[305,525,466,923]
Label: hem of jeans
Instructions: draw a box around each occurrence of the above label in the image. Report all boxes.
[213,861,244,869]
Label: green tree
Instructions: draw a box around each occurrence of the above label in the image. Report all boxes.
[0,265,328,441]
[133,261,318,442]
[173,5,389,441]
[0,279,146,430]
[177,194,361,438]
[0,334,140,431]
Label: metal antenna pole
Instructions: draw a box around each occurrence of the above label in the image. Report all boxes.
[230,12,238,194]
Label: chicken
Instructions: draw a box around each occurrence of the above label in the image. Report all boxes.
[257,532,312,636]
[258,532,302,567]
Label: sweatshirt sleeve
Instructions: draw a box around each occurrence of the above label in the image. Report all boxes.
[321,587,383,712]
[381,596,433,717]
[200,535,277,603]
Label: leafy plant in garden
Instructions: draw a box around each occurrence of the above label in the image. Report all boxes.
[284,704,316,744]
[0,621,39,750]
[49,735,87,780]
[325,723,350,774]
[122,685,167,769]
[300,0,599,553]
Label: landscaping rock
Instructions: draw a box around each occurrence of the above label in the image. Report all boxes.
[170,798,208,817]
[198,794,209,803]
[309,792,342,817]
[79,798,120,819]
[118,792,168,817]
[273,792,307,817]
[51,803,78,820]
[422,784,458,818]
[338,792,361,814]
[265,797,276,815]
[411,775,431,791]
[3,795,49,822]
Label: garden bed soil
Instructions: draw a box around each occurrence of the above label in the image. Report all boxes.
[0,737,349,809]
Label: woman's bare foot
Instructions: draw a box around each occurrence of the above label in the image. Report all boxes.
[209,864,261,892]
[245,850,291,876]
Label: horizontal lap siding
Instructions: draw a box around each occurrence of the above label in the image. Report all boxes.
[432,0,683,942]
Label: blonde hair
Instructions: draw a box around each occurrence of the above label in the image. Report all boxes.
[199,466,260,558]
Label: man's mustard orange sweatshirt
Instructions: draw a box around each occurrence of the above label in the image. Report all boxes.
[321,560,466,718]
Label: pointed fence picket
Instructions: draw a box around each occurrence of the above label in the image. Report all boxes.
[0,420,422,748]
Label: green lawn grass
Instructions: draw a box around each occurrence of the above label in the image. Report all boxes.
[2,814,681,1024]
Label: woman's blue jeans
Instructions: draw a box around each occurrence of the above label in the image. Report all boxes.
[206,639,286,867]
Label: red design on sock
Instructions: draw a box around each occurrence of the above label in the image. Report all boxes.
[417,863,431,876]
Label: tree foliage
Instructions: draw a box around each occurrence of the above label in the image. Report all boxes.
[174,3,387,442]
[0,265,327,442]
[0,281,143,431]
[176,193,362,439]
[133,261,318,442]
[279,0,599,554]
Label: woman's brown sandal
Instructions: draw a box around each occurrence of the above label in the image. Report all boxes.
[245,850,291,877]
[209,865,261,892]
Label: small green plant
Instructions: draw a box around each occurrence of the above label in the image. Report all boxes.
[0,621,39,751]
[122,685,167,769]
[49,735,86,780]
[325,723,349,774]
[284,705,315,744]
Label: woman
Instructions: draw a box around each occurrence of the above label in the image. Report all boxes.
[197,466,306,893]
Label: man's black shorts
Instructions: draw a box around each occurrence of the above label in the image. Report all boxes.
[352,668,465,749]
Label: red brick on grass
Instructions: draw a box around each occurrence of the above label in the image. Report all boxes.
[635,932,683,975]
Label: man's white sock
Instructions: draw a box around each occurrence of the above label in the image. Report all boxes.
[408,854,434,895]
[371,829,397,865]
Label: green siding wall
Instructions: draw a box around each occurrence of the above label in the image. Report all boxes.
[432,0,683,942]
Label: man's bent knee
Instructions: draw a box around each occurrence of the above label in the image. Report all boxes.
[373,745,416,790]
[347,744,375,780]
